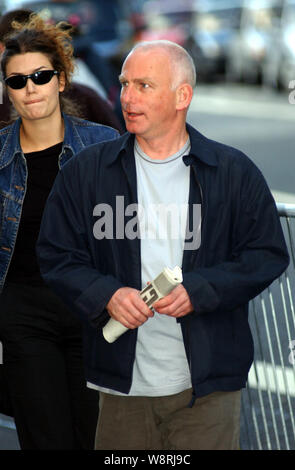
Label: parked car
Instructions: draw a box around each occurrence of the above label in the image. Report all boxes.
[186,0,244,81]
[137,0,198,46]
[262,0,295,90]
[226,0,284,84]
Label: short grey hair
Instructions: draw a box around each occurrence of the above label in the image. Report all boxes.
[126,40,197,90]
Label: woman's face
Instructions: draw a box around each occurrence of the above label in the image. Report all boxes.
[5,51,65,122]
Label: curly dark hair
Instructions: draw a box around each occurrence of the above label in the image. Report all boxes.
[1,12,75,89]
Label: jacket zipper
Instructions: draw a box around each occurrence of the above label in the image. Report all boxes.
[185,165,204,406]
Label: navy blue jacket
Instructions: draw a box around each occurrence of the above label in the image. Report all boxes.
[37,124,289,399]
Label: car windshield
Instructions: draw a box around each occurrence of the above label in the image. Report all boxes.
[142,0,197,32]
[245,6,283,31]
[195,8,243,32]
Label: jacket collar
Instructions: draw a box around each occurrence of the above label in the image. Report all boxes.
[0,113,79,170]
[106,123,218,167]
[186,123,218,167]
[0,118,22,169]
[62,112,84,154]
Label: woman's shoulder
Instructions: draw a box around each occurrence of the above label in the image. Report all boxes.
[0,120,16,135]
[63,114,120,153]
[64,114,119,139]
[0,120,17,144]
[65,114,116,131]
[66,114,100,127]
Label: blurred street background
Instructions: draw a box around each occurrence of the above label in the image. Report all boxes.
[0,0,294,450]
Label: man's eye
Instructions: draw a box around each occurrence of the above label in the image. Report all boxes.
[121,81,128,87]
[141,83,149,89]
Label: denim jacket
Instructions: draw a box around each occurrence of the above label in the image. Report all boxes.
[0,113,119,292]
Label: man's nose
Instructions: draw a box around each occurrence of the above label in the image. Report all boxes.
[121,84,135,105]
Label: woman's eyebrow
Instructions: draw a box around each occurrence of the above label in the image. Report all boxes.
[8,65,50,76]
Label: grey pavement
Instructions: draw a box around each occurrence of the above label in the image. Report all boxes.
[0,415,19,450]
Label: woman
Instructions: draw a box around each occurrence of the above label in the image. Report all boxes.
[0,9,124,132]
[0,14,118,449]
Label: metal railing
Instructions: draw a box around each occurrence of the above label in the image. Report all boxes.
[241,203,295,450]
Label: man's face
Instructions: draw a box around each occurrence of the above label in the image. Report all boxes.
[119,48,178,141]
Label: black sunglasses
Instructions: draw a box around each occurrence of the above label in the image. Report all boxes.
[4,70,60,90]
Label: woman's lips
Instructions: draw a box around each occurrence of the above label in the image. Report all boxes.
[25,99,43,105]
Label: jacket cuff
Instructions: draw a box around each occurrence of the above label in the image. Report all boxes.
[182,271,220,313]
[75,275,124,327]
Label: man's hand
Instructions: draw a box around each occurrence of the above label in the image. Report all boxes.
[106,287,154,329]
[153,284,193,318]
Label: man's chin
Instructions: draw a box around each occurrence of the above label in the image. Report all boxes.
[125,122,142,135]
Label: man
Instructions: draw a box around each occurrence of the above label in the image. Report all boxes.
[37,41,289,450]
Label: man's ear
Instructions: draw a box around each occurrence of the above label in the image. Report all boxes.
[176,83,193,111]
[58,71,66,93]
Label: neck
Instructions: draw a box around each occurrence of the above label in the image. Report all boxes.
[136,126,189,160]
[20,112,64,153]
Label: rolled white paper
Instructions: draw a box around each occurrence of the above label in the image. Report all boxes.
[102,266,183,343]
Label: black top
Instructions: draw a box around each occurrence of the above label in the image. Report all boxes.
[6,142,62,285]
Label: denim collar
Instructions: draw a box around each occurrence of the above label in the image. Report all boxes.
[0,117,22,169]
[0,113,82,170]
[62,112,84,155]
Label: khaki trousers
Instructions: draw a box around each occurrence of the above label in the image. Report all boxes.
[95,388,241,450]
